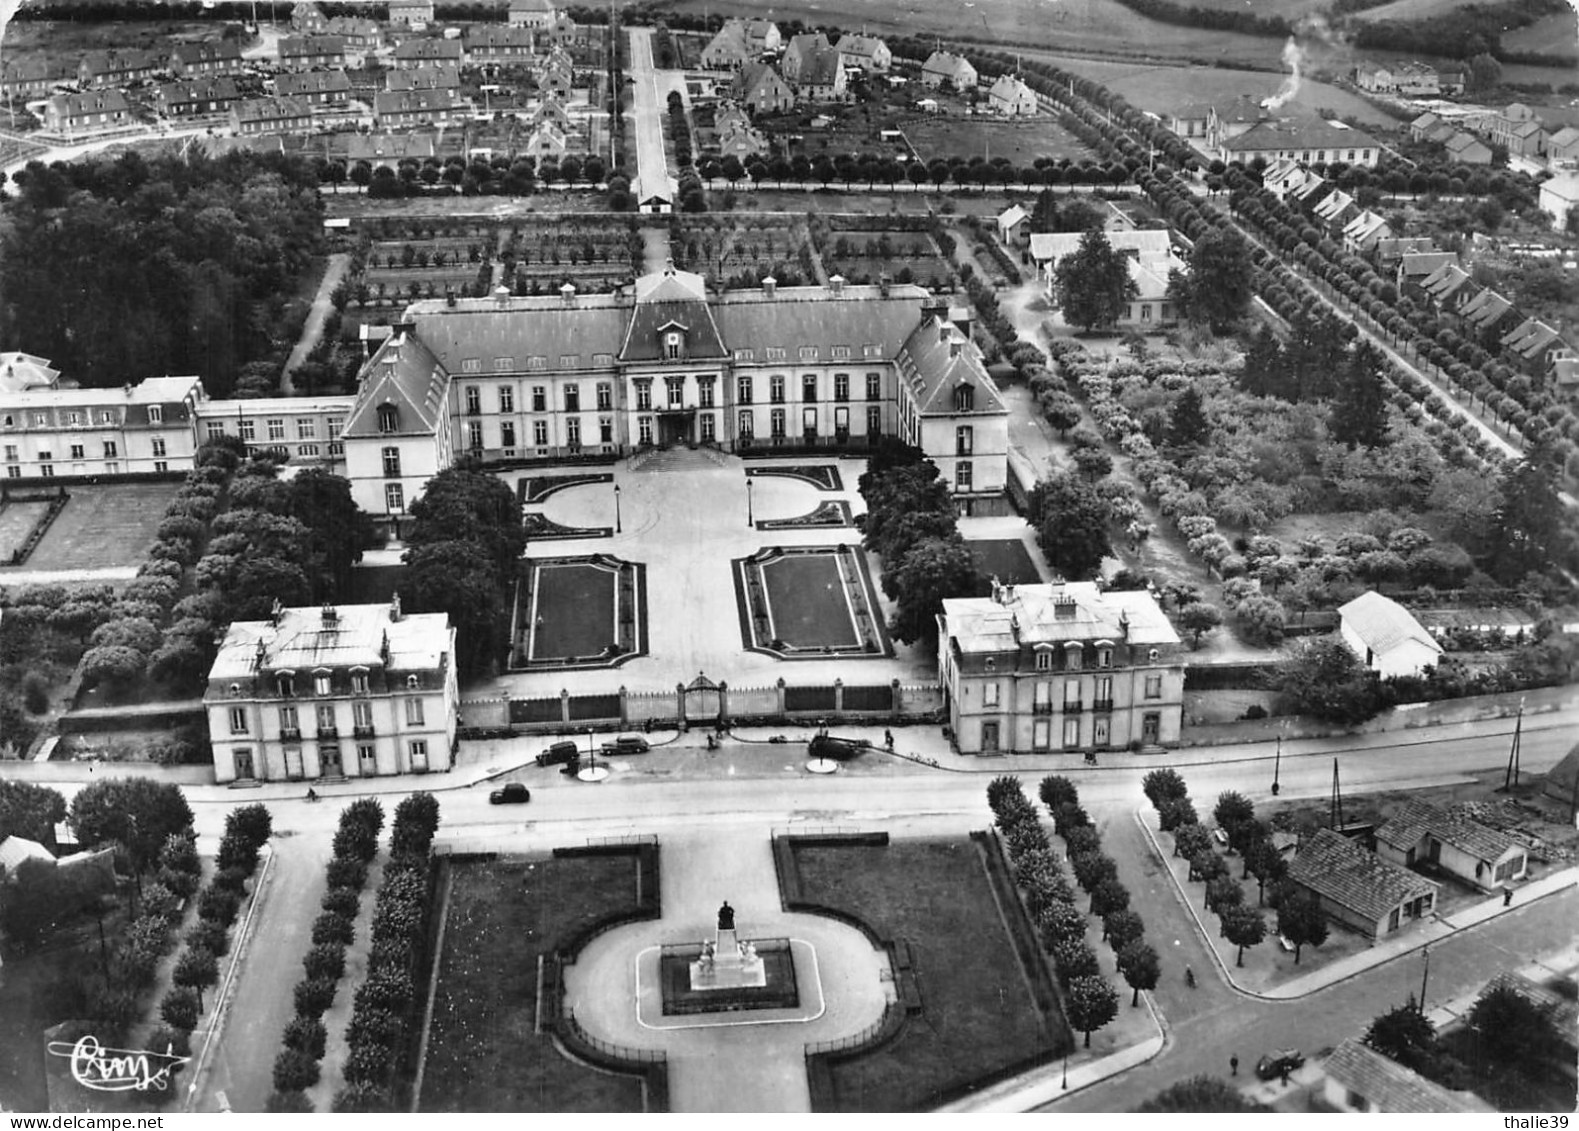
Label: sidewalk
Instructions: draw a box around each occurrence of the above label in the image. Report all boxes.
[1135,803,1579,1002]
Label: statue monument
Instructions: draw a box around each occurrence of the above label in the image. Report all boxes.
[689,899,766,990]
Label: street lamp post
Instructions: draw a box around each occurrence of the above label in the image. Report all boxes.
[1062,1046,1069,1090]
[587,727,596,775]
[614,483,622,533]
[1418,944,1430,1013]
[746,478,754,527]
[1272,735,1281,797]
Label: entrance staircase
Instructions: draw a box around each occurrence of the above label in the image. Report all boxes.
[630,446,732,472]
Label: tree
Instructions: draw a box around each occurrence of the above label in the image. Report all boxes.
[1166,386,1211,449]
[1072,444,1114,482]
[1485,444,1567,584]
[1031,472,1113,580]
[1142,768,1189,808]
[1091,877,1130,918]
[1039,775,1079,811]
[403,539,506,679]
[1234,595,1288,647]
[405,468,526,578]
[1212,792,1255,839]
[1136,1076,1268,1112]
[0,781,67,847]
[1040,392,1082,438]
[1205,874,1243,914]
[1054,229,1138,332]
[1278,637,1382,724]
[1466,52,1502,92]
[1239,327,1290,399]
[1117,939,1160,1006]
[1219,903,1266,967]
[1363,1003,1436,1071]
[273,1048,321,1094]
[1065,974,1120,1047]
[160,986,202,1032]
[1276,889,1328,964]
[80,645,146,691]
[173,947,219,989]
[1172,229,1254,333]
[1330,341,1391,449]
[70,779,194,887]
[1038,900,1088,949]
[888,536,984,646]
[1178,603,1223,649]
[1103,908,1145,952]
[288,470,373,600]
[1468,983,1562,1069]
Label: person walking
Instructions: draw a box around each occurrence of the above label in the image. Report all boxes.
[1503,885,1514,907]
[1230,1054,1239,1077]
[884,729,894,751]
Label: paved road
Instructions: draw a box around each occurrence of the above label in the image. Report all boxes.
[625,27,675,209]
[281,252,352,391]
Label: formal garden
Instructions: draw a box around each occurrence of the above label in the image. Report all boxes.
[512,555,645,670]
[733,545,890,659]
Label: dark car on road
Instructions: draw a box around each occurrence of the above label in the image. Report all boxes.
[809,734,867,760]
[601,735,650,756]
[489,782,531,805]
[535,741,580,767]
[1256,1049,1305,1081]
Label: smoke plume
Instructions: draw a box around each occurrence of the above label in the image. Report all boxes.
[1262,37,1303,112]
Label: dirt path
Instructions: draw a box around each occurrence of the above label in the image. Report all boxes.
[281,253,352,390]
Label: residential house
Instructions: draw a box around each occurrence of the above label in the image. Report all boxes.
[373,88,468,130]
[712,101,752,137]
[1483,104,1547,156]
[937,580,1185,755]
[1320,1039,1494,1113]
[1460,288,1519,345]
[1373,236,1437,268]
[1313,188,1357,229]
[324,17,384,61]
[508,0,558,28]
[278,35,348,71]
[740,19,782,55]
[701,17,781,70]
[387,0,435,28]
[386,64,461,94]
[465,25,536,67]
[987,74,1037,117]
[205,599,457,784]
[1167,101,1214,141]
[276,69,353,108]
[156,77,242,119]
[198,395,353,468]
[522,118,568,163]
[1,374,202,480]
[77,49,159,88]
[0,57,73,101]
[1338,591,1443,678]
[42,90,130,135]
[231,96,316,136]
[341,132,440,169]
[528,93,572,131]
[781,33,846,101]
[1290,174,1331,210]
[1287,828,1439,940]
[1501,315,1567,376]
[716,119,768,163]
[1444,131,1493,165]
[533,48,575,98]
[1031,229,1186,327]
[0,835,56,876]
[732,62,794,116]
[1223,118,1382,168]
[1394,62,1441,96]
[1508,119,1548,157]
[1262,157,1320,202]
[1396,251,1457,299]
[392,38,464,69]
[1437,66,1466,95]
[1548,125,1579,165]
[1409,111,1443,142]
[0,353,61,395]
[1354,62,1396,93]
[1375,799,1528,892]
[996,204,1030,246]
[835,33,891,74]
[291,1,329,33]
[1206,95,1267,150]
[1539,172,1579,231]
[920,51,977,91]
[1419,260,1476,311]
[169,40,244,78]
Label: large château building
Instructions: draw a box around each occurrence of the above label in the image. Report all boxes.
[341,265,1011,527]
[938,581,1185,755]
[205,598,457,784]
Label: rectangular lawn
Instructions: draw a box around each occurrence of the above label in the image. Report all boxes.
[16,482,181,571]
[967,539,1042,587]
[761,553,858,649]
[533,563,616,659]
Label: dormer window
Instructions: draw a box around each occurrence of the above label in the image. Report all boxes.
[1064,642,1083,669]
[229,683,242,699]
[1148,648,1160,662]
[277,672,295,698]
[314,669,332,696]
[377,404,399,433]
[984,657,995,672]
[406,674,420,690]
[954,384,974,412]
[665,331,683,360]
[1097,647,1112,669]
[1035,650,1052,671]
[350,668,370,694]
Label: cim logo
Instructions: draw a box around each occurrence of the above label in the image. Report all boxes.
[46,1035,191,1093]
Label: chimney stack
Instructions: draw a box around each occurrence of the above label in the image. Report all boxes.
[322,603,338,627]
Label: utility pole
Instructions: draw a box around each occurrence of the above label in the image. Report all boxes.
[1330,758,1343,831]
[1501,698,1523,792]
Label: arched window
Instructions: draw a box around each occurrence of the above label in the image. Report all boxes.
[954,384,974,412]
[1064,642,1083,670]
[313,669,332,696]
[277,671,295,698]
[406,674,420,690]
[1148,648,1160,662]
[229,683,242,698]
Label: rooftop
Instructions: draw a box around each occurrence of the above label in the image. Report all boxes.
[1323,1039,1492,1113]
[1339,591,1441,657]
[1288,828,1438,923]
[1376,799,1522,864]
[942,581,1179,654]
[209,602,451,682]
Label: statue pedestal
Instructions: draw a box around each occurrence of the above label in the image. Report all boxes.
[689,927,767,990]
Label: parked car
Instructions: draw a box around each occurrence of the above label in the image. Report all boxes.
[601,735,650,756]
[809,734,867,760]
[489,782,531,805]
[535,741,580,767]
[1256,1049,1305,1081]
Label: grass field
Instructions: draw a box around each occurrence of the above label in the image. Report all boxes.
[16,482,180,571]
[905,118,1094,165]
[532,561,616,659]
[1500,10,1579,56]
[419,855,649,1113]
[967,539,1043,586]
[0,500,51,562]
[344,564,406,606]
[761,553,859,649]
[791,837,1070,1112]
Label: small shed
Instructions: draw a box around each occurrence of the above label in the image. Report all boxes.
[1375,799,1527,891]
[1339,591,1443,679]
[996,204,1029,246]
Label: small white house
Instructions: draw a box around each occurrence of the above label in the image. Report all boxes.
[1338,591,1443,678]
[1375,799,1528,892]
[996,204,1029,246]
[1321,1039,1494,1113]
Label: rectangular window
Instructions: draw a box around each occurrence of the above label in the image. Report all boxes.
[700,413,715,441]
[315,703,335,730]
[831,345,851,360]
[500,421,516,448]
[565,384,580,412]
[737,375,753,404]
[405,698,425,725]
[1032,719,1051,750]
[148,405,163,424]
[102,440,117,458]
[798,346,817,361]
[770,409,786,438]
[528,357,547,370]
[39,464,53,477]
[666,376,684,408]
[494,356,515,371]
[1064,679,1081,709]
[499,387,514,413]
[636,382,653,411]
[351,671,370,694]
[638,416,653,445]
[280,705,299,731]
[409,739,429,768]
[1063,717,1081,749]
[867,405,882,435]
[267,418,285,441]
[70,444,85,460]
[983,682,999,707]
[699,378,716,408]
[802,374,818,402]
[956,461,973,490]
[834,406,849,442]
[296,418,316,439]
[1144,674,1162,699]
[468,421,484,450]
[239,419,256,441]
[382,447,401,477]
[770,375,785,403]
[834,373,849,402]
[1093,716,1111,747]
[154,460,169,472]
[738,409,754,438]
[532,419,548,446]
[465,386,481,414]
[596,382,612,409]
[229,707,249,735]
[559,355,577,369]
[866,372,882,400]
[600,417,613,443]
[152,437,167,457]
[357,743,376,772]
[328,417,344,438]
[532,386,547,411]
[385,483,404,512]
[765,346,785,361]
[206,421,226,440]
[353,701,374,729]
[7,466,20,478]
[956,425,973,455]
[567,417,581,446]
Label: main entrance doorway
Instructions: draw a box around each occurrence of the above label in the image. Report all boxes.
[658,412,693,445]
